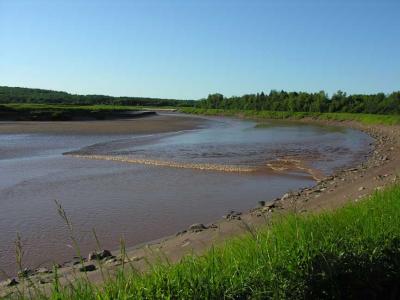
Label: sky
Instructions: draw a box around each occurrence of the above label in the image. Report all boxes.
[0,0,399,99]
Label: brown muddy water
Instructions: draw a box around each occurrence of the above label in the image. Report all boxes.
[0,114,372,277]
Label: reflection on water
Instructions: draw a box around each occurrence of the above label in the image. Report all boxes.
[0,116,372,277]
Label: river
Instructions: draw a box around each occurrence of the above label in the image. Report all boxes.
[0,114,372,277]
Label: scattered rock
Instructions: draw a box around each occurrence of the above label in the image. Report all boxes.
[258,200,266,207]
[281,193,290,200]
[35,267,51,274]
[176,230,187,236]
[181,241,191,247]
[38,279,49,285]
[261,201,277,213]
[188,223,207,232]
[224,211,242,221]
[131,256,143,262]
[18,268,33,278]
[105,258,119,265]
[3,278,18,287]
[79,264,96,272]
[88,249,112,261]
[358,186,366,191]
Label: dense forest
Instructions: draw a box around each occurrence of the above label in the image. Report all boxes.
[1,86,400,115]
[0,86,194,107]
[197,91,400,115]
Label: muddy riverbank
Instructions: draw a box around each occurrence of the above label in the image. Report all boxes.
[0,113,206,134]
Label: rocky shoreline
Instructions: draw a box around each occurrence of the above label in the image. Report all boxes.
[1,118,399,296]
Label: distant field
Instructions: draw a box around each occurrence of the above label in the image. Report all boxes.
[180,108,400,126]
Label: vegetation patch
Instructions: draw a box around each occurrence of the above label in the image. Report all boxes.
[0,104,157,121]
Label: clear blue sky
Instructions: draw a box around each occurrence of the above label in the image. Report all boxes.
[0,0,399,99]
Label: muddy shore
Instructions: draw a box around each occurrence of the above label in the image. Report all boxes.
[0,113,207,135]
[1,117,399,295]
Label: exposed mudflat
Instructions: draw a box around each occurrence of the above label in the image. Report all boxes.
[0,113,206,134]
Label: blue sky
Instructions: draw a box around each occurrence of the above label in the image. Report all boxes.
[0,0,399,99]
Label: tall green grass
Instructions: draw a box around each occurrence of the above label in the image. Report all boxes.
[11,185,400,299]
[180,108,400,126]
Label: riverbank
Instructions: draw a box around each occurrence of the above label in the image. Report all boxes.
[1,113,399,298]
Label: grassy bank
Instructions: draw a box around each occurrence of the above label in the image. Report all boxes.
[180,107,400,126]
[12,184,400,299]
[0,104,159,121]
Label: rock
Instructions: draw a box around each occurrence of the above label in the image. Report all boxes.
[181,241,190,247]
[105,258,118,265]
[258,200,266,207]
[18,268,33,278]
[104,255,116,261]
[88,249,112,261]
[188,223,207,232]
[35,267,51,274]
[132,256,143,262]
[265,202,276,209]
[358,186,366,191]
[125,256,143,262]
[281,193,290,200]
[79,264,96,272]
[3,278,18,287]
[176,230,187,236]
[39,279,49,285]
[224,211,242,221]
[262,206,274,213]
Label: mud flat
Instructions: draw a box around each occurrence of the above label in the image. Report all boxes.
[0,113,207,134]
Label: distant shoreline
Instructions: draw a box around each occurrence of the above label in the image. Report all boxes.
[0,104,158,121]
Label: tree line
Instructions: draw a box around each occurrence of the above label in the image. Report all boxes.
[0,86,194,107]
[1,86,399,114]
[198,90,400,114]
